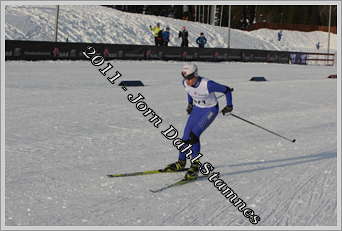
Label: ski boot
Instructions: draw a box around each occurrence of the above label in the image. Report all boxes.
[164,160,186,172]
[184,160,200,180]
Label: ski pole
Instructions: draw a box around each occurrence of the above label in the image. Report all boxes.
[228,113,296,143]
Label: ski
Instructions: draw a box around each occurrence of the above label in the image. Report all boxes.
[107,168,189,178]
[149,178,197,193]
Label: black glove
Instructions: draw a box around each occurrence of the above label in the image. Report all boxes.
[186,103,193,114]
[221,105,233,115]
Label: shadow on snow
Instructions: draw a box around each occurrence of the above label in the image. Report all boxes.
[197,151,336,181]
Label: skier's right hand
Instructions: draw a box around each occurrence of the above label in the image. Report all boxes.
[186,103,193,114]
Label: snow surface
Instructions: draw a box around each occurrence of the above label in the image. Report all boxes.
[5,5,337,53]
[5,60,337,226]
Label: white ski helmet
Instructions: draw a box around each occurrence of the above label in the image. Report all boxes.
[181,63,198,79]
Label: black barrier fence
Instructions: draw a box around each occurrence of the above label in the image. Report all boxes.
[4,40,322,64]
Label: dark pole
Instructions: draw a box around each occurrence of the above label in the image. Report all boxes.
[229,113,296,143]
[54,5,59,42]
[228,5,231,48]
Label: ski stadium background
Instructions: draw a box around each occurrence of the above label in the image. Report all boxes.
[5,5,337,65]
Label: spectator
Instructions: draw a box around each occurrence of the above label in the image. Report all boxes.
[178,26,189,47]
[277,30,283,41]
[157,29,164,46]
[196,32,207,48]
[300,54,307,65]
[290,53,296,64]
[162,26,170,47]
[149,22,161,46]
[316,41,320,50]
[240,17,249,30]
[246,18,250,28]
[239,17,244,29]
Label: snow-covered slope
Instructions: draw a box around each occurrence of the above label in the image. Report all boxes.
[5,5,337,52]
[5,60,337,226]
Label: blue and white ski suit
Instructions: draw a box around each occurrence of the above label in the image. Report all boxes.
[179,76,233,161]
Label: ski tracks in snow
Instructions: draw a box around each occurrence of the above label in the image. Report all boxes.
[248,154,336,226]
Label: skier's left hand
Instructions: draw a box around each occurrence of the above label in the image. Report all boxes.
[221,105,233,115]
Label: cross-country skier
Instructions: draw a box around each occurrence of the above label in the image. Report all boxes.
[164,63,234,180]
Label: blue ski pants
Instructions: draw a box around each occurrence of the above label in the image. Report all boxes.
[178,104,219,161]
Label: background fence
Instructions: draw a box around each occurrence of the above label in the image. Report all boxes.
[5,40,335,65]
[246,22,337,34]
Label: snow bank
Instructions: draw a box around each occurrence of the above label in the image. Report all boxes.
[5,5,337,53]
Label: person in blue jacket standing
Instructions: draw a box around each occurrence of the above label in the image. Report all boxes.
[164,63,233,180]
[277,30,283,41]
[162,26,170,46]
[196,32,207,48]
